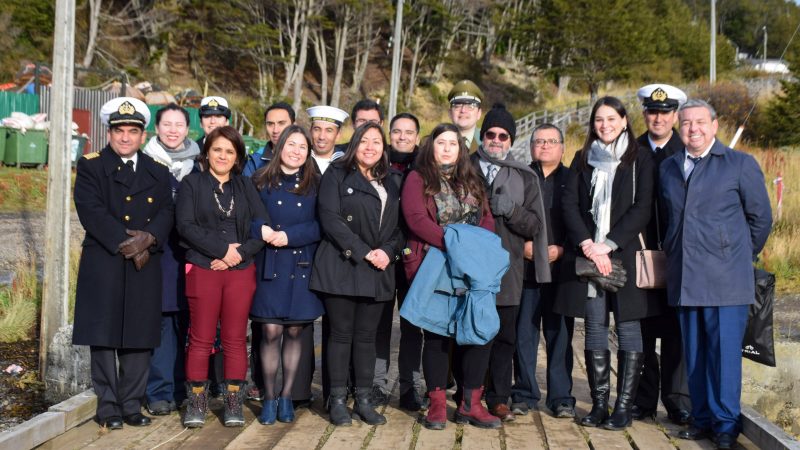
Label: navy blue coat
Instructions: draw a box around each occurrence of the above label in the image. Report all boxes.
[250,171,323,321]
[659,140,772,307]
[72,147,174,348]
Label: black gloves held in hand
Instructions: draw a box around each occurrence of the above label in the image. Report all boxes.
[575,257,627,292]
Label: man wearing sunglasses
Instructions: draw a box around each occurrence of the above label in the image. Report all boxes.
[448,80,484,154]
[470,104,549,422]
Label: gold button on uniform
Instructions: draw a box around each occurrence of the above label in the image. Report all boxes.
[124,215,130,221]
[125,196,132,202]
[147,197,153,203]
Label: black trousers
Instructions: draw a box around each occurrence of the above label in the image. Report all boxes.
[424,330,491,390]
[485,305,520,408]
[374,285,422,395]
[323,295,384,389]
[90,346,151,421]
[251,321,315,401]
[636,312,692,413]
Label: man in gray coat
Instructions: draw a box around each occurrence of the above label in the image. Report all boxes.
[659,99,772,449]
[470,104,548,421]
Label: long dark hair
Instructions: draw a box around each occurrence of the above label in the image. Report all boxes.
[336,122,389,181]
[253,125,318,196]
[577,96,638,170]
[415,123,485,206]
[199,126,247,174]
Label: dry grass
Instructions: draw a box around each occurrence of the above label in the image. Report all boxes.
[0,256,40,342]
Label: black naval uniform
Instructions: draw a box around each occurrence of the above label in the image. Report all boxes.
[634,131,691,420]
[72,146,174,422]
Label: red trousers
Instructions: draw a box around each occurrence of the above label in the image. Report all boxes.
[185,264,256,381]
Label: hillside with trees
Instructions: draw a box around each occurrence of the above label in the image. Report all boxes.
[2,0,800,130]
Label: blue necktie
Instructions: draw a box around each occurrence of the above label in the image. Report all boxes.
[686,155,702,182]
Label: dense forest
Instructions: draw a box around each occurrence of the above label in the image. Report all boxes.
[2,0,800,119]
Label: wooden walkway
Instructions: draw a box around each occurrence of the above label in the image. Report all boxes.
[38,319,760,450]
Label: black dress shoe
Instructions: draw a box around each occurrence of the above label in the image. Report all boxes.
[667,409,691,425]
[713,432,736,449]
[123,413,152,426]
[97,416,124,430]
[631,405,656,421]
[678,425,712,440]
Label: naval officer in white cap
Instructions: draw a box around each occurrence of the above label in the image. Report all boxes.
[630,84,692,426]
[197,96,232,147]
[307,105,349,174]
[72,97,174,430]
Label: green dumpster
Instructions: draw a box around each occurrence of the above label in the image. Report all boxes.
[4,129,48,167]
[71,135,89,166]
[242,135,267,155]
[0,127,7,164]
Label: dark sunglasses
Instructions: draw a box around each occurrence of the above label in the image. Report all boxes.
[485,131,510,142]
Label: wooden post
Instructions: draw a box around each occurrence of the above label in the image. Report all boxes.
[40,0,76,381]
[388,0,404,120]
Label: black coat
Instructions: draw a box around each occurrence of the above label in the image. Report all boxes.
[637,131,684,334]
[310,163,403,301]
[554,147,664,322]
[72,147,174,348]
[524,162,569,286]
[175,171,268,269]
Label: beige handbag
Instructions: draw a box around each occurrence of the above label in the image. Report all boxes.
[631,160,666,289]
[636,233,666,289]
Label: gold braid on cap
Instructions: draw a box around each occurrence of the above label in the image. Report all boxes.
[118,101,136,115]
[650,88,668,102]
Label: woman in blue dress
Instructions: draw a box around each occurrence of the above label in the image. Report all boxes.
[250,125,323,424]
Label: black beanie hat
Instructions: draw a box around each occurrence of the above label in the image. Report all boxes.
[480,103,516,144]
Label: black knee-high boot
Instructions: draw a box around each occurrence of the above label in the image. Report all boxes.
[580,350,610,427]
[604,351,644,430]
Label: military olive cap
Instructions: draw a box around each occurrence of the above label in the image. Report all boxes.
[448,80,484,105]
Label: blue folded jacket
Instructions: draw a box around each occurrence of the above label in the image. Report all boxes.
[400,223,509,345]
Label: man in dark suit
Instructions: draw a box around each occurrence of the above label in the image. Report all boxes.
[72,97,174,429]
[631,84,692,425]
[660,99,772,449]
[511,123,575,418]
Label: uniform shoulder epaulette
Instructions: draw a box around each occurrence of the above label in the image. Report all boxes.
[152,157,169,168]
[82,152,100,160]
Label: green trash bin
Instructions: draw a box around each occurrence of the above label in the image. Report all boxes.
[0,127,7,165]
[71,135,88,166]
[4,129,48,167]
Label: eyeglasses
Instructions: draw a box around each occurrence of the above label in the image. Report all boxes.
[484,131,510,142]
[533,138,562,147]
[450,102,479,111]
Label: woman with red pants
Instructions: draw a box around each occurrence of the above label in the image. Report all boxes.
[176,126,269,428]
[401,123,498,430]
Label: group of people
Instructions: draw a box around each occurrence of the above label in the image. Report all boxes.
[71,78,772,450]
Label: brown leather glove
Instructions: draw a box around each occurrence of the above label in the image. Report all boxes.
[119,229,156,259]
[132,250,150,271]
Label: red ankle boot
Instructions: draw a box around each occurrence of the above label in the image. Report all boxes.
[454,386,501,429]
[424,388,447,430]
